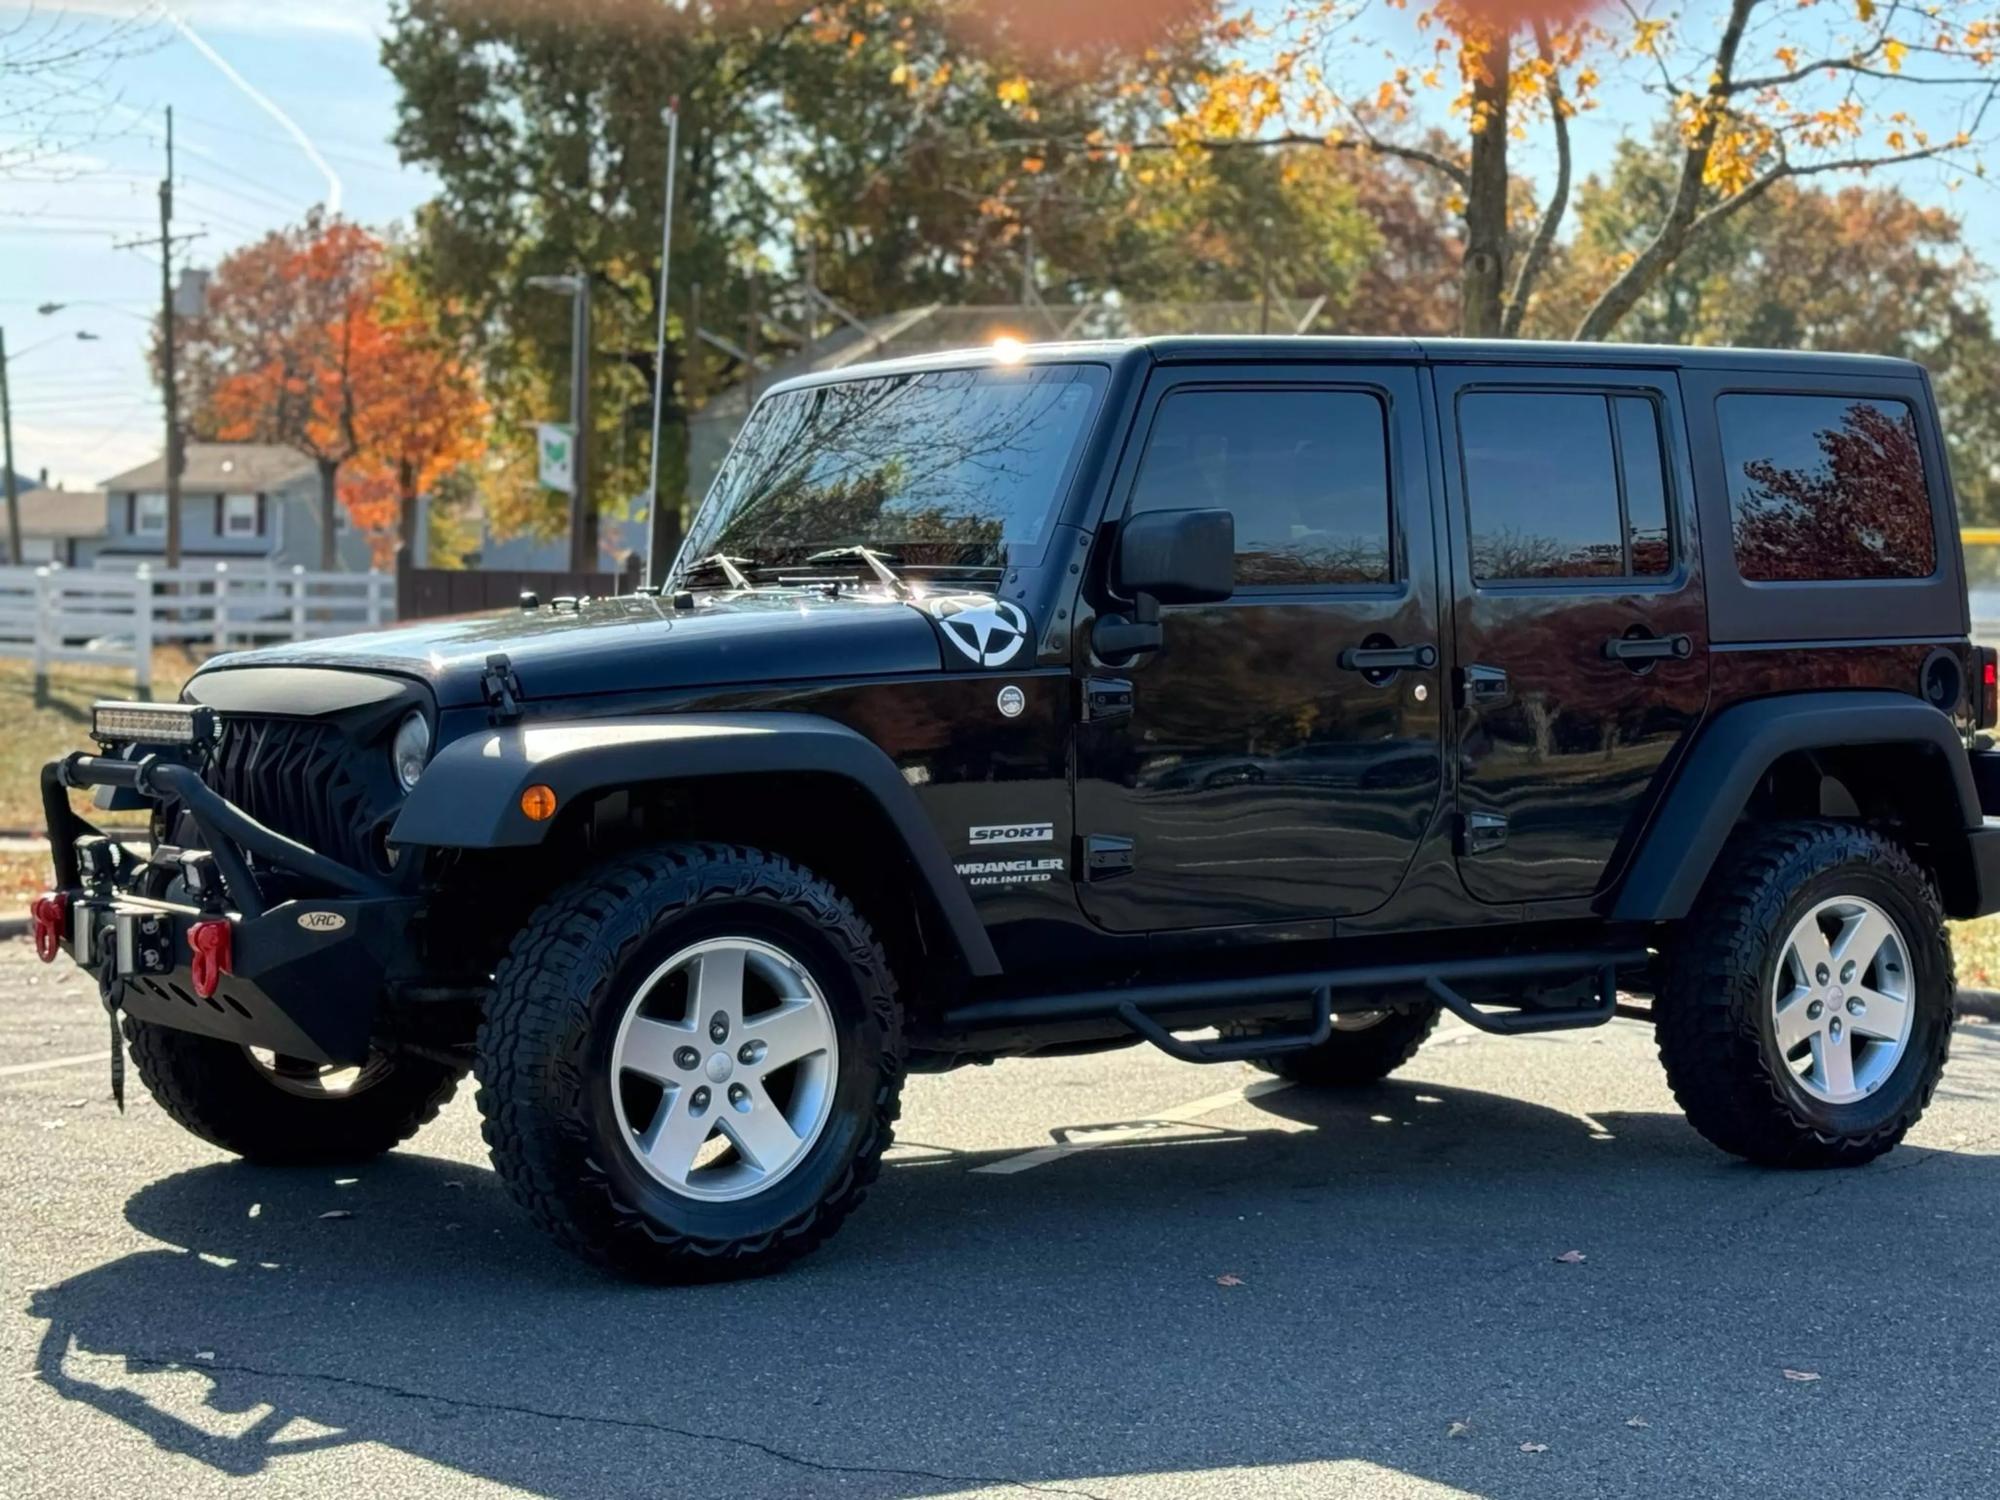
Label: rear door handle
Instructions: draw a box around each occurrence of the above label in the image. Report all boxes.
[1603,633,1693,663]
[1338,642,1437,672]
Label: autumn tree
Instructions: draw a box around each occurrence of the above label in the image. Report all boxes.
[339,260,489,574]
[1129,0,2000,339]
[1532,133,2000,516]
[170,216,490,569]
[381,0,1255,561]
[180,215,386,568]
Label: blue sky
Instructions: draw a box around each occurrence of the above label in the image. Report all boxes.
[2,0,1993,491]
[0,1,431,490]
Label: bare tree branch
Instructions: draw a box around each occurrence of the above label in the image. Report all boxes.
[1573,0,1762,341]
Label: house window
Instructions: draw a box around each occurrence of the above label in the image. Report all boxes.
[134,494,167,535]
[223,493,260,537]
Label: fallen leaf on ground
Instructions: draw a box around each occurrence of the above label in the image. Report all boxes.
[317,1210,353,1221]
[1625,1416,1649,1428]
[1519,1441,1549,1453]
[1553,1250,1586,1264]
[1782,1369,1821,1382]
[1215,1273,1245,1287]
[1447,1421,1472,1439]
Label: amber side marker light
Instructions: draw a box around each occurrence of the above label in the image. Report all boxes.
[521,784,559,821]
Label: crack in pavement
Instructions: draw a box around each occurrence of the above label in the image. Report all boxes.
[44,1350,1114,1500]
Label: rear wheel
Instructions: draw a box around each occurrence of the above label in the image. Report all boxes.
[1239,1004,1441,1087]
[124,1020,463,1163]
[477,844,902,1282]
[1656,820,1953,1168]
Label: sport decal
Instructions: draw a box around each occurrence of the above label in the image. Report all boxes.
[927,595,1030,668]
[969,822,1054,845]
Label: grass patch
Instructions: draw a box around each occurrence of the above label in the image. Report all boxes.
[0,648,201,833]
[1952,915,2000,990]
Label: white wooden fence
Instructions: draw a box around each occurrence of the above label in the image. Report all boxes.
[0,563,394,695]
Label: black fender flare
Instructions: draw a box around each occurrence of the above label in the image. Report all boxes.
[390,712,1001,976]
[1610,690,1982,922]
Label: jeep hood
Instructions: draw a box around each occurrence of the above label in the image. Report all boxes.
[191,590,951,708]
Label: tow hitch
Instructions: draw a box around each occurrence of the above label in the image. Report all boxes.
[30,892,66,963]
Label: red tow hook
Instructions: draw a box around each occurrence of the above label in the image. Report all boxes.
[30,893,67,964]
[188,919,233,1000]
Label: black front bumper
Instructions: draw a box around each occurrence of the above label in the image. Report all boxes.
[64,890,418,1063]
[41,751,415,1064]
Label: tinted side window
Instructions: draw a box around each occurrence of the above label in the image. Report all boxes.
[1128,389,1392,586]
[1718,394,1935,581]
[1462,391,1675,582]
[1615,397,1671,575]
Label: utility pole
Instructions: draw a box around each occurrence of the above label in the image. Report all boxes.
[0,328,18,565]
[159,106,182,569]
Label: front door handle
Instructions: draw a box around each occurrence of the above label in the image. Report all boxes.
[1338,642,1438,673]
[1602,633,1693,663]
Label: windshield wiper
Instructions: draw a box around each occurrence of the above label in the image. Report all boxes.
[680,553,754,590]
[804,546,909,598]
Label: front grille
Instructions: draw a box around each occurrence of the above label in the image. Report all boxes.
[206,717,379,872]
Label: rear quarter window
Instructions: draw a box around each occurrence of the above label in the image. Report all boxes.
[1718,394,1936,582]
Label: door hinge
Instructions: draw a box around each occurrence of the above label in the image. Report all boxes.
[1081,833,1135,881]
[1459,811,1508,856]
[1458,663,1509,708]
[1081,677,1134,722]
[481,653,524,723]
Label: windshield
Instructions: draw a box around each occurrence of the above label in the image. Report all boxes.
[678,363,1106,579]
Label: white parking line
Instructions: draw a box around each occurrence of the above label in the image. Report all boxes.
[0,1051,109,1080]
[974,1077,1295,1175]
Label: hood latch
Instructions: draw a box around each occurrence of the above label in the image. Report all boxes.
[481,653,524,724]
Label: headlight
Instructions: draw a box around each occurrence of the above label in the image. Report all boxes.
[391,711,431,792]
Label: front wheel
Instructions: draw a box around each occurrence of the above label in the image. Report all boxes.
[124,1021,463,1163]
[477,844,903,1282]
[1656,821,1953,1168]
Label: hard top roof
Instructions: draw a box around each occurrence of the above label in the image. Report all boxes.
[763,334,1924,396]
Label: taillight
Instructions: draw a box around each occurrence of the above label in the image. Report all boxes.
[1979,646,1998,730]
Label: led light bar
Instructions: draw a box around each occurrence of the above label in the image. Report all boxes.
[91,701,215,748]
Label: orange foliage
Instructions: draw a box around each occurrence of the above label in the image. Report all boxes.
[203,219,485,565]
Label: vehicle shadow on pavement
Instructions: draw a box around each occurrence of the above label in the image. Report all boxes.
[24,1077,2000,1499]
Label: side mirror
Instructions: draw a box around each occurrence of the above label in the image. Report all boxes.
[1095,508,1235,659]
[1115,507,1235,605]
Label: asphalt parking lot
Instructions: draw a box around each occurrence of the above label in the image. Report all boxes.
[7,936,2000,1500]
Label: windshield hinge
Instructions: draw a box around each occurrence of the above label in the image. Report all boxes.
[481,653,524,724]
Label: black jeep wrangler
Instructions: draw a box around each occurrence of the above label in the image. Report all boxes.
[35,337,2000,1280]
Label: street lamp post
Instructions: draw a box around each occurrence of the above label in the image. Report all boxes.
[527,272,594,573]
[0,323,101,565]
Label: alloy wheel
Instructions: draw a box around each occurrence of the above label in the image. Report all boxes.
[1770,895,1914,1106]
[609,936,839,1202]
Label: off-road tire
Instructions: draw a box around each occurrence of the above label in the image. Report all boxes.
[477,843,903,1282]
[123,1019,463,1163]
[1239,1004,1441,1087]
[1656,820,1953,1168]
